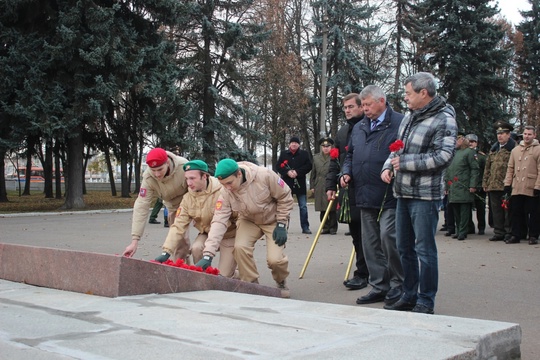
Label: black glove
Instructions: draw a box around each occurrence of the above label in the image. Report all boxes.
[273,222,288,246]
[155,252,171,263]
[195,255,213,270]
[534,189,540,197]
[503,186,512,195]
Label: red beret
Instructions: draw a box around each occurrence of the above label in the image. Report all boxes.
[146,148,168,168]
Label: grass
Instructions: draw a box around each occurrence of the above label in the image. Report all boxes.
[0,191,136,213]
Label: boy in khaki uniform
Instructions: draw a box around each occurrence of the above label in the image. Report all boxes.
[154,160,238,278]
[123,148,189,259]
[204,159,294,297]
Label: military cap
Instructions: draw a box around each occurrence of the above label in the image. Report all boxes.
[215,159,239,180]
[146,148,168,168]
[319,137,335,147]
[290,136,301,144]
[494,121,514,134]
[183,160,209,173]
[465,134,478,142]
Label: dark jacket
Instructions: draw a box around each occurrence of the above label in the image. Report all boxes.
[276,148,312,195]
[342,105,404,209]
[325,116,362,207]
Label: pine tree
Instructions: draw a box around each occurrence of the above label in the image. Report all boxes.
[416,0,514,144]
[517,1,540,100]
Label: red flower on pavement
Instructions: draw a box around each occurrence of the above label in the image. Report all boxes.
[150,258,220,275]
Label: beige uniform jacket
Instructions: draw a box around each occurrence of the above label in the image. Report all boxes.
[131,152,188,240]
[206,161,294,245]
[163,177,237,256]
[504,139,540,196]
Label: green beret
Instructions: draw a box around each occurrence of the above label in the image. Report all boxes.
[215,159,239,180]
[183,160,209,173]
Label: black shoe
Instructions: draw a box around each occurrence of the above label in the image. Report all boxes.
[330,231,337,235]
[384,286,403,305]
[478,230,485,235]
[344,276,368,290]
[321,230,330,234]
[504,234,512,241]
[451,234,459,239]
[164,221,169,228]
[302,229,312,234]
[344,231,351,236]
[505,236,520,244]
[457,234,466,240]
[444,232,455,237]
[439,226,447,231]
[149,219,161,224]
[356,289,387,304]
[412,303,434,314]
[384,296,416,311]
[529,237,538,245]
[489,235,505,241]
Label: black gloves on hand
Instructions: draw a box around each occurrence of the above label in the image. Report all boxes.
[273,222,288,246]
[534,189,540,197]
[195,255,213,270]
[504,186,512,195]
[155,252,171,263]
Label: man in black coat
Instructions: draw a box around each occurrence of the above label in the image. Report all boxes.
[277,137,313,234]
[325,93,369,290]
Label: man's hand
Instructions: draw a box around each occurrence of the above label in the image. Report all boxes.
[195,255,213,270]
[534,189,540,197]
[381,169,392,184]
[154,252,171,263]
[327,190,336,201]
[340,175,351,188]
[122,239,139,257]
[504,186,512,195]
[469,188,476,193]
[390,156,400,171]
[273,222,288,246]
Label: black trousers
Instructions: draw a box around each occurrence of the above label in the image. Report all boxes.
[510,194,540,239]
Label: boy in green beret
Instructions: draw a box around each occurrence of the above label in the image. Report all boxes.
[155,160,238,278]
[207,158,294,297]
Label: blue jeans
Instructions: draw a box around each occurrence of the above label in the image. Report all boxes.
[396,198,440,309]
[297,194,310,231]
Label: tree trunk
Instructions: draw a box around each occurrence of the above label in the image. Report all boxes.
[62,131,85,209]
[54,139,63,199]
[0,148,8,202]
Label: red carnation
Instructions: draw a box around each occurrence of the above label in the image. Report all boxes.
[330,148,340,160]
[454,176,458,182]
[389,139,404,153]
[447,180,453,186]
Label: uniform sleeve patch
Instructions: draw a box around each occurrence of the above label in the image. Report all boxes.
[215,200,223,211]
[176,207,182,217]
[139,188,147,197]
[278,178,285,188]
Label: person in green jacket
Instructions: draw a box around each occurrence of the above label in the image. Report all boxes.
[445,135,480,240]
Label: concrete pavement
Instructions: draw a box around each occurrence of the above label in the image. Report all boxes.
[1,206,537,358]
